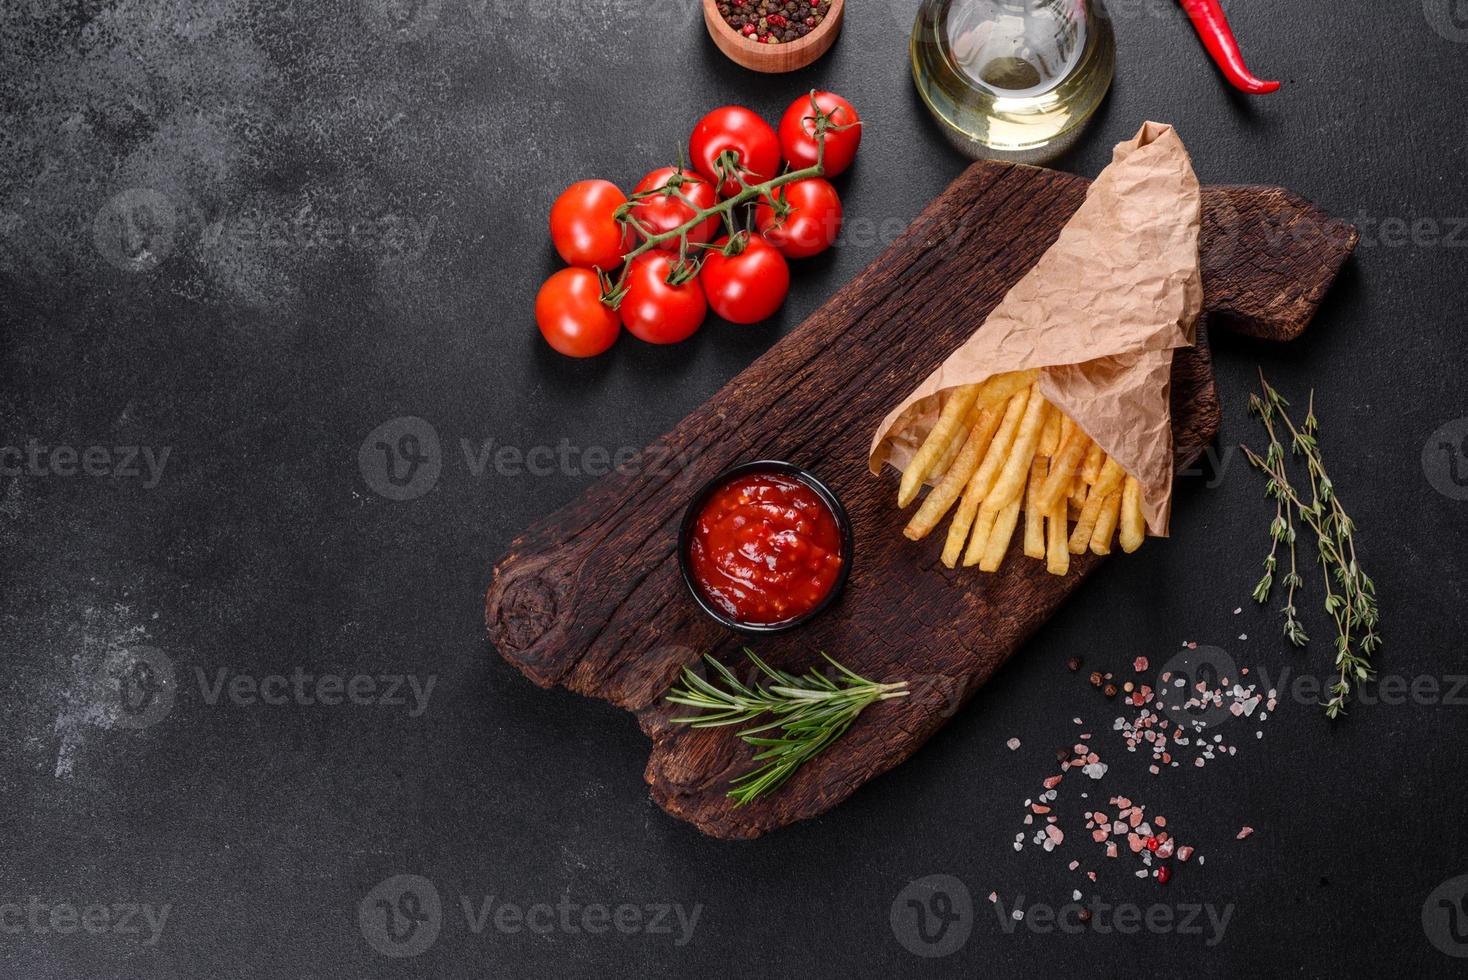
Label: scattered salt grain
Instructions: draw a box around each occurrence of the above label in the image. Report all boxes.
[1007,738,1021,751]
[1237,826,1254,840]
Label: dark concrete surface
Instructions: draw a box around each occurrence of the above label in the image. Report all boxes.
[3,1,1467,977]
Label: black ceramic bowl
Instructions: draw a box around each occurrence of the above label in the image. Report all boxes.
[677,460,854,635]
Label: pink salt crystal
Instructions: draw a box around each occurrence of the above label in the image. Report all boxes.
[1155,816,1167,827]
[1105,842,1118,858]
[1177,846,1194,862]
[1043,775,1063,789]
[1128,809,1143,828]
[1128,834,1144,853]
[1032,804,1051,814]
[1045,825,1065,845]
[1068,860,1080,871]
[1088,871,1097,881]
[1237,826,1254,840]
[989,891,998,903]
[1007,737,1021,750]
[1133,656,1149,672]
[1092,828,1108,843]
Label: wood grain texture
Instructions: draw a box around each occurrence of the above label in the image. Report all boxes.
[485,160,1356,840]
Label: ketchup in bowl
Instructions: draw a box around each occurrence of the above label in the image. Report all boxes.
[680,463,851,631]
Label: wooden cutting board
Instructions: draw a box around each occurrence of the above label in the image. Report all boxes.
[485,160,1356,840]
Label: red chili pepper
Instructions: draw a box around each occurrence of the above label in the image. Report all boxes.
[1178,0,1280,95]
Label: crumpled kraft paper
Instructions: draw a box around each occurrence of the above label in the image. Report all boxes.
[868,122,1203,536]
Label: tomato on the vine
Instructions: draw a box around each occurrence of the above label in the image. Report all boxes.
[549,179,632,270]
[535,268,621,357]
[700,234,790,325]
[689,106,782,198]
[628,167,720,251]
[755,178,843,259]
[778,91,861,178]
[619,253,707,344]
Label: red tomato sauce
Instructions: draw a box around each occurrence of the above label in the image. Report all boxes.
[687,470,845,626]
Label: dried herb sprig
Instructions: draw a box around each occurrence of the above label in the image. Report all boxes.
[666,651,908,806]
[1243,372,1380,717]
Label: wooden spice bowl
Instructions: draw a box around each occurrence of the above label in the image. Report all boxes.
[702,0,845,74]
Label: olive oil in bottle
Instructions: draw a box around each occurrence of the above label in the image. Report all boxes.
[911,0,1115,163]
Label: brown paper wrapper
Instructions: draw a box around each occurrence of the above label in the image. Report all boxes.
[868,122,1203,536]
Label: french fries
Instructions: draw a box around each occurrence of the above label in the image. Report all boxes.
[904,406,1002,540]
[941,388,1029,567]
[893,383,1153,576]
[898,383,982,508]
[1119,475,1146,553]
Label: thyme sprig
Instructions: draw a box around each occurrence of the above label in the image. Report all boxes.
[1242,372,1380,718]
[666,651,908,806]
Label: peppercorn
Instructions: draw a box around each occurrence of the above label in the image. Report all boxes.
[1066,657,1081,672]
[1078,907,1093,923]
[1157,865,1172,884]
[1088,671,1103,687]
[720,0,827,42]
[1103,683,1118,698]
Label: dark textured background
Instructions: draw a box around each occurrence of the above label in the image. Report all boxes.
[3,1,1467,976]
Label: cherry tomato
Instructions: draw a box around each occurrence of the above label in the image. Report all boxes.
[700,234,790,325]
[619,253,706,344]
[548,179,632,270]
[628,167,720,251]
[754,178,843,259]
[689,106,782,198]
[535,268,620,357]
[778,91,861,178]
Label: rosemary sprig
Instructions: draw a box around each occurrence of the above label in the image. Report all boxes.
[665,651,909,806]
[1242,372,1380,718]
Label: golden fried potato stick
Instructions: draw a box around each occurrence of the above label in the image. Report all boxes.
[904,407,1003,540]
[1034,423,1093,516]
[1119,475,1146,553]
[1039,409,1061,457]
[978,497,1023,572]
[1091,457,1127,500]
[1089,491,1122,555]
[1069,452,1128,553]
[899,384,984,508]
[965,388,1050,566]
[1046,493,1070,575]
[1068,485,1109,554]
[1081,443,1105,484]
[929,404,981,484]
[1070,474,1088,510]
[941,389,1029,567]
[975,370,1039,411]
[1023,456,1048,559]
[985,390,1050,510]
